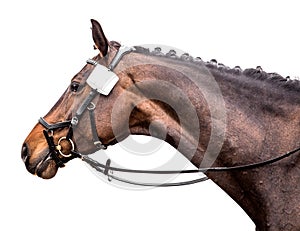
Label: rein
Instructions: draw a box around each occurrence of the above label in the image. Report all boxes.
[75,147,300,187]
[38,46,300,187]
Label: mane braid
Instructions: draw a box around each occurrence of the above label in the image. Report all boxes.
[133,46,300,92]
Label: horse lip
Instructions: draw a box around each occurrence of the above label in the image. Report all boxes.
[25,151,52,176]
[35,154,59,179]
[23,147,60,178]
[35,154,51,175]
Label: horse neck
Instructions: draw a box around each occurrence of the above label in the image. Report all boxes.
[116,51,300,229]
[117,51,300,162]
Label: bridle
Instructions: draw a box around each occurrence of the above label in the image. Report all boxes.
[38,46,300,187]
[38,46,134,165]
[38,46,134,166]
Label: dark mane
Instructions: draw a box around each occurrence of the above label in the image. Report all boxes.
[133,46,300,92]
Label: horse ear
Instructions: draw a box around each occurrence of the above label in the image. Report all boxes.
[91,19,109,57]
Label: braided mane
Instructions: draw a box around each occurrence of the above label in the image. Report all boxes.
[133,46,300,92]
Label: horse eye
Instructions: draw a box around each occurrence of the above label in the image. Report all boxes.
[70,82,80,92]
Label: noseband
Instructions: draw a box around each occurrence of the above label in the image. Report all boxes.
[38,46,300,187]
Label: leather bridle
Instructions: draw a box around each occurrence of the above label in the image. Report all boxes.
[38,46,135,166]
[38,46,300,187]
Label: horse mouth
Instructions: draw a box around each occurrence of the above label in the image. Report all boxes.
[24,151,59,179]
[23,139,79,179]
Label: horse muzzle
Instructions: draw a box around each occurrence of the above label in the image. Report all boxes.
[21,128,79,179]
[21,142,58,179]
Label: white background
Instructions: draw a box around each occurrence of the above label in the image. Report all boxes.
[1,1,300,230]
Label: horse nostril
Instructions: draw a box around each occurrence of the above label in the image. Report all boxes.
[21,143,29,163]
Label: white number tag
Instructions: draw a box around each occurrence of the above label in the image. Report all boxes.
[86,64,119,96]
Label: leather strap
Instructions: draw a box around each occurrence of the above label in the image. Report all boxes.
[77,146,300,187]
[88,103,106,149]
[39,117,71,130]
[82,146,300,174]
[72,89,98,125]
[79,154,209,187]
[42,130,65,167]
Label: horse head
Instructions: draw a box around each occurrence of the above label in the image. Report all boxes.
[21,20,138,179]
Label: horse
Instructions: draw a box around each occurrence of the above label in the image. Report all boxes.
[21,19,300,230]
